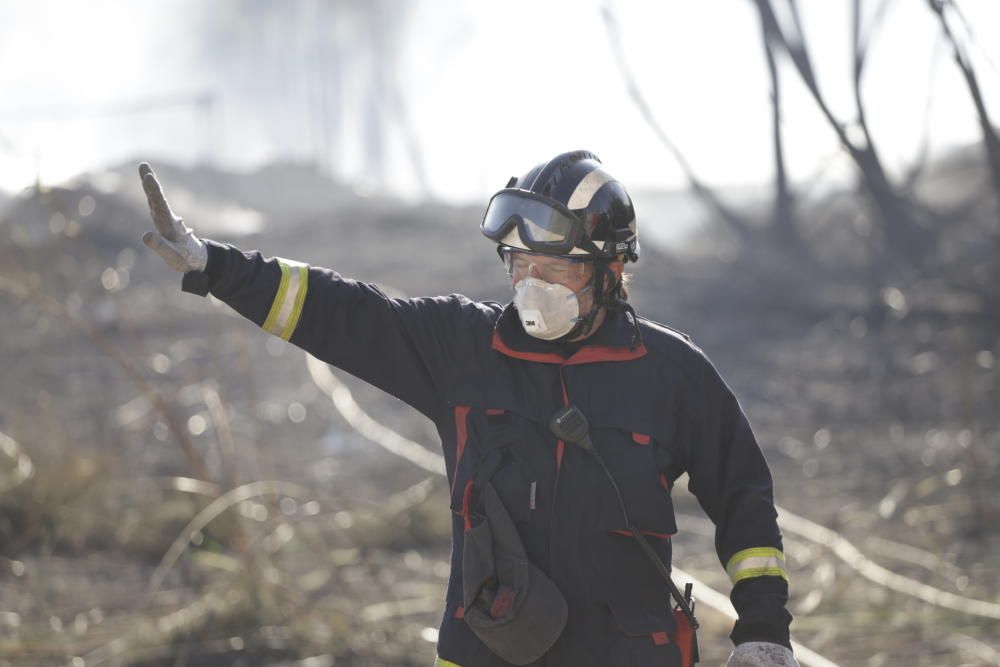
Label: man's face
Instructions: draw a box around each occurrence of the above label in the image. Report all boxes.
[504,250,625,341]
[506,251,598,341]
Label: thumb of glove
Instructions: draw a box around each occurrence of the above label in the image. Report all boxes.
[143,231,207,273]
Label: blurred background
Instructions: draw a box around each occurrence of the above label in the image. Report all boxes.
[1,1,999,665]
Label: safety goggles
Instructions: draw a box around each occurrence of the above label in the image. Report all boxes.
[501,248,593,285]
[481,189,602,256]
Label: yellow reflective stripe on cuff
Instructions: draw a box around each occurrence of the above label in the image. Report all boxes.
[262,259,309,341]
[434,658,462,667]
[726,546,788,585]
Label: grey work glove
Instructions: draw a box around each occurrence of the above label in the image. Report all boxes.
[138,163,208,273]
[726,642,799,667]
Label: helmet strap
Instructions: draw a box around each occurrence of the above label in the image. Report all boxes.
[597,262,643,350]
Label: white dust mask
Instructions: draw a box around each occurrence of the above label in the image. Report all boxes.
[513,277,589,340]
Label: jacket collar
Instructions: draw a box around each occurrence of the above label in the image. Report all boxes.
[491,303,647,365]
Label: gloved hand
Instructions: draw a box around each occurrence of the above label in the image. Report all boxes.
[138,163,208,273]
[726,642,799,667]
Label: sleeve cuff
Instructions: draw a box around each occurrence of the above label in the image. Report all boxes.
[731,622,791,649]
[181,270,210,296]
[180,240,227,297]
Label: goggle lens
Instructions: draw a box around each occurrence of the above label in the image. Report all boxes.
[482,190,581,253]
[502,250,591,285]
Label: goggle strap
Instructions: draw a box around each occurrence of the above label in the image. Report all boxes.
[575,237,606,257]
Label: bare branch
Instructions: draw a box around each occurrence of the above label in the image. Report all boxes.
[600,3,754,245]
[756,0,929,264]
[855,0,897,79]
[903,34,948,191]
[851,0,879,158]
[758,0,802,252]
[927,0,1000,230]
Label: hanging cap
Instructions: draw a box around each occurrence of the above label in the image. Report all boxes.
[462,482,568,664]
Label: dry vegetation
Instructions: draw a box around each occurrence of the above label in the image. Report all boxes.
[0,144,998,667]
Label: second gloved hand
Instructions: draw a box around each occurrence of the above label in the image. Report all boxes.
[726,642,799,667]
[138,162,208,273]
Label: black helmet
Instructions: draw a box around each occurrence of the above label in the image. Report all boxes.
[481,150,639,263]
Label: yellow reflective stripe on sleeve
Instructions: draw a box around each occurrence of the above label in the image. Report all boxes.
[726,546,788,585]
[281,263,309,339]
[262,259,309,341]
[434,658,462,667]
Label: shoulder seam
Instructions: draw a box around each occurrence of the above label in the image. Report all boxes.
[637,316,693,343]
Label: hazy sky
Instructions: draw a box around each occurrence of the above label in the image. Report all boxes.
[1,0,998,204]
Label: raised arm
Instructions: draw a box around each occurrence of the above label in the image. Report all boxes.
[137,163,490,419]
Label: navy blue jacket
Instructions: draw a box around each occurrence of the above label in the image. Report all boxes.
[182,241,792,667]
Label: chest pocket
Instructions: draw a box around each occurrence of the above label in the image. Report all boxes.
[449,408,555,526]
[581,426,680,601]
[591,426,677,538]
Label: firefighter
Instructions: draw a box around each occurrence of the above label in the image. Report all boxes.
[139,151,798,667]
